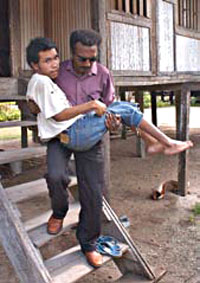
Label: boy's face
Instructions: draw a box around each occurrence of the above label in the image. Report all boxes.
[32,48,60,79]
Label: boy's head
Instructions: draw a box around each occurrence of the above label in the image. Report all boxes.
[26,37,60,79]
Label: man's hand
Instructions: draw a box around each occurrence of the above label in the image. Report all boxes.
[105,113,121,131]
[27,99,41,115]
[92,100,107,116]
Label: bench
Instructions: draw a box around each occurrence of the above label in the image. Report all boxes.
[0,120,38,148]
[0,146,46,175]
[0,95,27,102]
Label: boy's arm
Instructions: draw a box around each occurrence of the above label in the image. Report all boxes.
[54,100,106,121]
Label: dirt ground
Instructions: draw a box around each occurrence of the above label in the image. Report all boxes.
[0,107,200,283]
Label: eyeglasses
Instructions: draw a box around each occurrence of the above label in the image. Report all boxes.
[77,56,97,63]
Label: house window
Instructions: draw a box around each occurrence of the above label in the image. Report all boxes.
[178,0,200,31]
[112,0,148,17]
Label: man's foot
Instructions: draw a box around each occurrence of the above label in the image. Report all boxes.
[85,251,103,268]
[47,215,63,235]
[164,140,193,155]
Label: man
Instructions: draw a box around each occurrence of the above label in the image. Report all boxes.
[28,30,115,268]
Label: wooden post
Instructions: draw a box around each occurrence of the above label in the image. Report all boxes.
[9,0,21,77]
[133,0,138,14]
[151,91,157,126]
[90,0,107,66]
[125,0,130,13]
[135,91,144,113]
[0,183,52,283]
[176,86,190,196]
[135,91,145,158]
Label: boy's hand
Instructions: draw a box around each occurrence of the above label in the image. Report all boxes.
[93,100,107,116]
[27,99,41,115]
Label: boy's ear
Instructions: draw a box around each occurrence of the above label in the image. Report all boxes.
[31,62,39,71]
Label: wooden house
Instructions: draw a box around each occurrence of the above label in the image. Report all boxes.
[1,0,200,194]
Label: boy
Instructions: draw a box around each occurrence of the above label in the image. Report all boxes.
[26,37,193,155]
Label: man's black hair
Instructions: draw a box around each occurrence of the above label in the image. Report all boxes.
[26,37,57,67]
[70,29,102,54]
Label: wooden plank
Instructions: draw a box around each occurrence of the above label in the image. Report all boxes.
[26,202,80,247]
[91,0,107,66]
[146,0,152,18]
[151,92,157,126]
[133,0,138,14]
[0,95,27,101]
[0,146,46,165]
[117,0,123,11]
[45,243,128,283]
[0,120,37,128]
[139,0,144,16]
[176,87,190,196]
[107,12,152,27]
[125,0,130,13]
[0,183,52,283]
[102,197,156,280]
[0,78,18,96]
[9,0,21,77]
[6,176,77,203]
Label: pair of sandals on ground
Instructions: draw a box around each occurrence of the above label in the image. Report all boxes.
[95,235,122,258]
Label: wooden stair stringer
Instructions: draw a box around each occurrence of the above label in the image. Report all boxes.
[0,182,52,283]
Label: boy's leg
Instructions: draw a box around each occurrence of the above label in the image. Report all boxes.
[66,113,107,151]
[138,119,193,155]
[108,102,193,155]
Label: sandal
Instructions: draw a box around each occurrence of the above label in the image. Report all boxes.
[96,235,122,258]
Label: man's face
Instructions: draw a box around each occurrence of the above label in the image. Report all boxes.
[32,48,60,79]
[72,42,98,75]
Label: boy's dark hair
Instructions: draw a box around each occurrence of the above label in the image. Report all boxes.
[70,29,102,54]
[26,37,57,67]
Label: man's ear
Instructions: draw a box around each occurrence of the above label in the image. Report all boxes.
[31,62,39,71]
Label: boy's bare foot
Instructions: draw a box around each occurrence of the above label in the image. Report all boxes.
[146,140,193,155]
[146,142,165,155]
[164,140,193,155]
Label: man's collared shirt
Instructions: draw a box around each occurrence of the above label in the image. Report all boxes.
[56,60,115,106]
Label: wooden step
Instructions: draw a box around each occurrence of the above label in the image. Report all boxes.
[0,146,46,165]
[45,243,129,283]
[26,202,80,248]
[6,176,77,203]
[116,273,154,282]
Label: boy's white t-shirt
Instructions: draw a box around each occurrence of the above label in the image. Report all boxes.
[26,73,82,140]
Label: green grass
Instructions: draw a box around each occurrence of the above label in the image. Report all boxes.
[143,94,173,108]
[193,203,200,216]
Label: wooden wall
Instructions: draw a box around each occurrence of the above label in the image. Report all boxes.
[19,0,91,70]
[157,0,174,73]
[110,22,150,72]
[20,0,44,70]
[44,0,91,61]
[176,35,200,72]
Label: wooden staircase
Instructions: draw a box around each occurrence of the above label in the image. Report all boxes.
[0,177,166,282]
